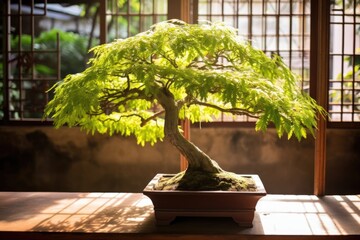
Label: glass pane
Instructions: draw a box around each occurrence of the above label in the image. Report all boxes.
[330,0,343,13]
[238,1,249,14]
[343,55,354,80]
[107,0,114,13]
[238,16,249,37]
[330,24,343,54]
[266,16,276,35]
[329,56,343,80]
[211,0,222,14]
[141,0,153,14]
[211,15,223,22]
[304,36,310,50]
[118,0,129,13]
[280,52,290,66]
[291,16,301,34]
[292,0,303,14]
[224,0,236,15]
[304,16,311,35]
[345,15,355,23]
[154,0,167,14]
[330,89,342,104]
[108,16,129,40]
[155,15,167,23]
[304,0,310,14]
[252,16,263,35]
[344,24,355,55]
[141,16,153,31]
[280,2,290,14]
[279,16,290,35]
[266,0,277,14]
[266,37,277,51]
[252,1,262,15]
[291,36,302,50]
[355,56,360,81]
[279,36,290,50]
[199,0,211,15]
[331,14,343,24]
[344,0,355,14]
[130,0,140,13]
[291,53,302,71]
[252,36,263,49]
[130,16,140,36]
[224,16,236,28]
[356,1,360,14]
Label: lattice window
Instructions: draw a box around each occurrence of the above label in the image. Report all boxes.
[2,0,360,125]
[197,0,311,122]
[1,0,168,121]
[106,0,168,41]
[329,1,360,122]
[4,0,62,120]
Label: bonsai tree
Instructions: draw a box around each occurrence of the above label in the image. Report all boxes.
[44,20,324,191]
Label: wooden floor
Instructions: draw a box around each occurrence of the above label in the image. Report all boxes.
[0,192,359,240]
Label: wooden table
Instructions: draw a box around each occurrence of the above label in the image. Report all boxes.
[0,192,359,239]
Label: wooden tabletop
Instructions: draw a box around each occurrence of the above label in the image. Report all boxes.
[0,192,359,239]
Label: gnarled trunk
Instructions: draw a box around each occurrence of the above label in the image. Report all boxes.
[156,87,223,174]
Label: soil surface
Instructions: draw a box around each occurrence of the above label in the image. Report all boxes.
[154,170,257,191]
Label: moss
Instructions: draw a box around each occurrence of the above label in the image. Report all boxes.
[154,170,256,191]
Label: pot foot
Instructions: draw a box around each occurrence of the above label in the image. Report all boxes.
[232,211,255,227]
[155,212,176,225]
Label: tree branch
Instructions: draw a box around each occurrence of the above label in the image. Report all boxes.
[140,109,165,127]
[158,51,178,68]
[189,99,262,119]
[126,75,131,91]
[100,87,153,115]
[95,108,164,128]
[98,113,144,123]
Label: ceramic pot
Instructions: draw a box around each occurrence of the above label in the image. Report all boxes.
[143,173,266,227]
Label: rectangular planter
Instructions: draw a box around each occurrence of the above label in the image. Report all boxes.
[143,173,266,227]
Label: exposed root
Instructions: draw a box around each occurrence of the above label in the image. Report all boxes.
[154,170,257,191]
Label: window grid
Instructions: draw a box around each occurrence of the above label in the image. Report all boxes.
[2,0,360,126]
[329,1,360,122]
[106,0,168,41]
[2,0,168,121]
[5,0,60,121]
[197,0,311,122]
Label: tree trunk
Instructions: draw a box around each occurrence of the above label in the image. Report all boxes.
[156,87,223,174]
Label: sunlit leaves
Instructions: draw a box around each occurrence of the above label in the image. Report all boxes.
[45,20,324,146]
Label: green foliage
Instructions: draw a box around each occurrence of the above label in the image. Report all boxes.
[335,50,360,113]
[37,29,92,77]
[11,29,93,78]
[45,20,324,145]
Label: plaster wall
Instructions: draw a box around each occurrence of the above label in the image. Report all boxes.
[0,126,359,194]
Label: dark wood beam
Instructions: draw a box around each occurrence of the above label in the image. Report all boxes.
[311,0,330,196]
[99,0,106,44]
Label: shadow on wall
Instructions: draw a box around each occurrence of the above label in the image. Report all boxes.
[326,129,360,194]
[0,126,359,194]
[0,126,179,192]
[191,128,315,194]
